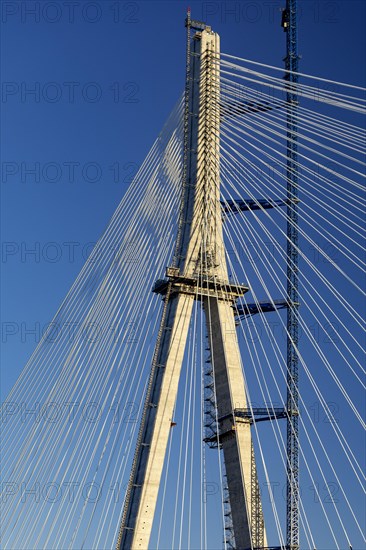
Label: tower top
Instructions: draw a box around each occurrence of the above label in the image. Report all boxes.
[185,12,211,32]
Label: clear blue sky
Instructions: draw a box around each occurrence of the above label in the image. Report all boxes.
[1,1,365,549]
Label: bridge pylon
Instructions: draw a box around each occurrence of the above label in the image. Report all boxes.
[116,17,266,550]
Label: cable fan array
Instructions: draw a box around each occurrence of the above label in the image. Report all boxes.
[1,97,185,549]
[216,52,365,550]
[1,52,365,550]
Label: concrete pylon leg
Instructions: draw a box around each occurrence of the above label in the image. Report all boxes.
[117,292,195,549]
[204,297,267,549]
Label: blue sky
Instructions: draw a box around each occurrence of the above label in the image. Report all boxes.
[1,1,365,549]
